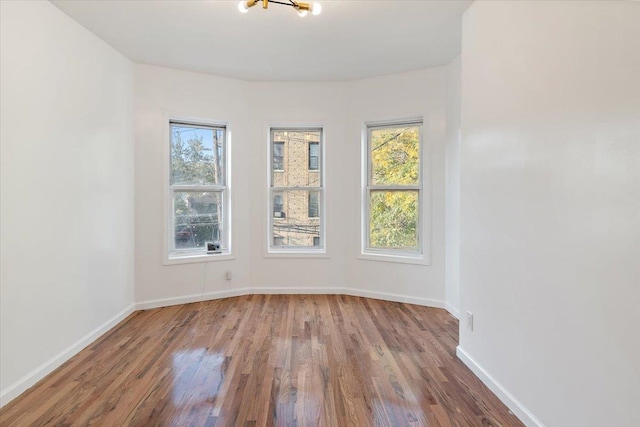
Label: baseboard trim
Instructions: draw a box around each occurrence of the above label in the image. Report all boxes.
[135,287,446,311]
[342,288,445,309]
[0,304,136,408]
[135,288,252,310]
[456,346,544,427]
[445,302,460,319]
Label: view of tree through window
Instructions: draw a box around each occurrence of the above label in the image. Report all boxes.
[270,129,323,249]
[367,123,421,251]
[170,123,226,254]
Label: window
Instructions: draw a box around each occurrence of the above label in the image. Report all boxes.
[308,192,319,218]
[308,142,319,170]
[364,120,422,256]
[168,121,228,259]
[273,142,284,171]
[269,128,323,251]
[273,193,284,218]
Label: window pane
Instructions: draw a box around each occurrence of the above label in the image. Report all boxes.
[171,125,224,185]
[272,190,320,248]
[369,190,418,250]
[174,191,223,250]
[273,142,284,171]
[370,125,420,186]
[309,142,319,170]
[272,130,321,188]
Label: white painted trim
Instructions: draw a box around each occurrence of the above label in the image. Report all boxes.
[357,253,429,266]
[164,254,236,266]
[135,287,446,311]
[343,288,444,308]
[135,288,251,310]
[0,304,136,408]
[445,302,459,319]
[162,113,234,266]
[456,346,545,427]
[265,124,327,256]
[251,287,345,295]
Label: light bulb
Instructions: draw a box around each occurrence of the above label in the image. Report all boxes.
[297,9,308,17]
[311,2,322,15]
[238,1,249,13]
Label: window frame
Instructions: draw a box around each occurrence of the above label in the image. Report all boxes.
[362,118,426,262]
[164,118,233,264]
[267,126,326,255]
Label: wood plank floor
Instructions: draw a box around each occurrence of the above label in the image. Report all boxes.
[0,295,524,426]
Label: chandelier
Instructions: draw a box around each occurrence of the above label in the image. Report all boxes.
[238,0,322,17]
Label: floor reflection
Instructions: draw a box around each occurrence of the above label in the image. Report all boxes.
[171,349,225,410]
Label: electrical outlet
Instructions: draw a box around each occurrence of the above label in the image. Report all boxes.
[225,271,232,281]
[466,311,474,331]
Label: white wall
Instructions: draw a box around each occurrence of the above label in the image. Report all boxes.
[459,1,640,426]
[0,0,135,405]
[134,65,450,307]
[445,56,461,317]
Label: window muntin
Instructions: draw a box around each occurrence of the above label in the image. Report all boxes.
[269,128,323,251]
[169,122,228,258]
[365,121,422,255]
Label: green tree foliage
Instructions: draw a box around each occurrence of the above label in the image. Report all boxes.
[369,126,420,249]
[171,130,217,185]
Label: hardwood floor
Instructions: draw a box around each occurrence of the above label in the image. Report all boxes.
[0,295,524,426]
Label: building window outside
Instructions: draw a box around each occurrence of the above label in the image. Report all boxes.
[270,128,323,251]
[273,141,285,171]
[308,142,319,170]
[364,120,422,256]
[169,121,228,258]
[308,192,319,218]
[273,193,284,218]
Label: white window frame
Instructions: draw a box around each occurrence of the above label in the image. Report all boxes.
[164,119,233,264]
[267,126,326,256]
[361,118,428,264]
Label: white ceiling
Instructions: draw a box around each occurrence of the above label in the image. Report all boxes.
[52,0,472,82]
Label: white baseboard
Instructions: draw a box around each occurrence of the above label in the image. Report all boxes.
[445,302,459,319]
[342,287,445,309]
[248,286,346,295]
[0,304,135,408]
[135,287,446,311]
[456,346,544,427]
[135,288,252,310]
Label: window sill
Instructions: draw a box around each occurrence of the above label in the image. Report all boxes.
[358,251,430,266]
[164,253,235,266]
